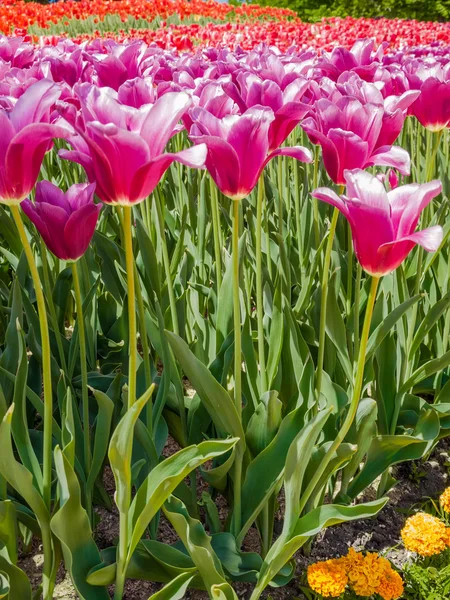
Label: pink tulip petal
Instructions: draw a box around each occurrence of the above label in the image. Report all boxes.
[10,79,60,131]
[130,145,207,203]
[35,180,68,212]
[267,145,313,165]
[64,203,101,260]
[344,169,390,214]
[375,225,444,275]
[388,179,442,237]
[369,144,410,175]
[140,91,192,157]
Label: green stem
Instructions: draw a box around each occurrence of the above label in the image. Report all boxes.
[256,176,267,394]
[122,205,137,409]
[134,265,153,433]
[71,262,91,507]
[232,199,242,536]
[154,189,179,336]
[114,514,128,600]
[10,204,54,597]
[300,275,380,515]
[210,178,223,292]
[315,204,340,401]
[312,146,320,249]
[353,264,362,362]
[40,241,68,373]
[277,157,284,239]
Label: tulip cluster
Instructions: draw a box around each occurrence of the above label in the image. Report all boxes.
[2,17,450,600]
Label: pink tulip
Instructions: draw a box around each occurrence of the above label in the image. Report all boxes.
[405,63,450,132]
[189,105,312,201]
[0,79,66,205]
[60,84,207,205]
[302,96,410,185]
[313,169,443,276]
[223,72,310,151]
[22,181,100,261]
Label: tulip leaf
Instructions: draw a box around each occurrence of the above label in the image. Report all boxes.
[401,349,450,394]
[128,438,238,563]
[365,294,422,361]
[148,572,195,600]
[163,496,228,591]
[50,446,109,600]
[325,278,352,381]
[0,406,49,533]
[165,331,245,441]
[0,548,31,599]
[86,387,114,496]
[409,290,450,359]
[0,501,18,564]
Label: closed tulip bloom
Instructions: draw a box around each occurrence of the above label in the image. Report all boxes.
[0,79,66,204]
[22,181,101,261]
[302,96,410,185]
[313,169,443,276]
[60,84,207,205]
[406,63,450,132]
[189,105,312,200]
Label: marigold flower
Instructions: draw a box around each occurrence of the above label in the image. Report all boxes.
[346,550,385,596]
[440,487,450,513]
[377,562,404,600]
[307,559,348,598]
[401,512,448,556]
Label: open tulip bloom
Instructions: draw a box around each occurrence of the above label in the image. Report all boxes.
[22,181,101,261]
[302,95,410,185]
[0,79,67,204]
[313,169,443,276]
[60,84,207,205]
[189,104,312,200]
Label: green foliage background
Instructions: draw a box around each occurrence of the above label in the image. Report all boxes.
[252,0,450,22]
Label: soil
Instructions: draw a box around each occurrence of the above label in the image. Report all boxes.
[18,438,450,600]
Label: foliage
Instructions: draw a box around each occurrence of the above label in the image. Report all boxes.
[404,550,450,599]
[253,0,450,23]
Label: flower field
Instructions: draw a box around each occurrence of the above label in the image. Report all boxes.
[3,0,450,599]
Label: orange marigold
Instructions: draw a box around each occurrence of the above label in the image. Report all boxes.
[307,559,348,598]
[346,550,385,596]
[440,487,450,513]
[377,561,404,600]
[401,512,448,556]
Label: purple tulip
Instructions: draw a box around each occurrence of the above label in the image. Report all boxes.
[189,105,312,200]
[60,84,207,205]
[313,169,443,276]
[22,181,100,261]
[302,95,410,185]
[0,79,67,204]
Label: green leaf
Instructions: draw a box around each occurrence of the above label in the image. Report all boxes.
[210,583,239,600]
[86,387,114,496]
[50,447,109,600]
[147,571,195,600]
[163,496,228,591]
[166,331,245,442]
[108,385,155,515]
[409,290,450,359]
[401,349,450,394]
[0,501,18,564]
[325,277,352,381]
[128,438,238,563]
[0,407,49,535]
[266,286,284,389]
[245,391,282,457]
[0,548,31,599]
[284,408,332,535]
[365,294,422,361]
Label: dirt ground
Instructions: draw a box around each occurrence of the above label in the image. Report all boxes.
[19,439,450,599]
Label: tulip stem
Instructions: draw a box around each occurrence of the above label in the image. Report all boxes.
[210,178,223,292]
[71,261,91,501]
[256,176,267,395]
[312,146,320,249]
[316,205,340,402]
[10,204,54,596]
[277,157,284,239]
[300,275,380,514]
[122,205,137,409]
[232,199,242,536]
[154,189,179,336]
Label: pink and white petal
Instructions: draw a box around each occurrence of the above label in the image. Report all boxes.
[369,145,410,175]
[312,187,349,217]
[344,168,390,214]
[140,91,192,157]
[10,79,60,131]
[267,145,313,165]
[375,225,444,275]
[64,202,101,260]
[327,129,370,184]
[388,180,442,236]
